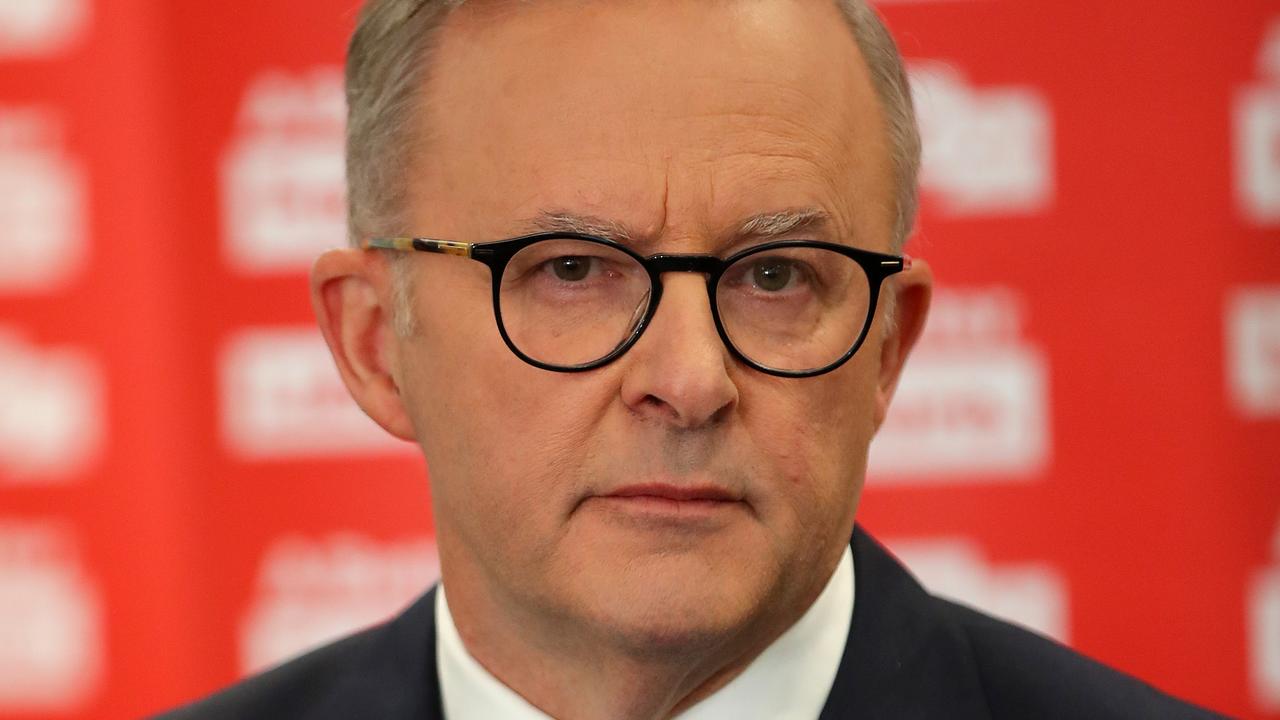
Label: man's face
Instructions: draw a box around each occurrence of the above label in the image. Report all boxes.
[392,0,900,650]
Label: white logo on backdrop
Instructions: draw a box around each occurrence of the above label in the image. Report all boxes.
[0,328,102,482]
[910,61,1054,216]
[869,287,1051,480]
[0,0,89,58]
[239,533,439,674]
[1235,18,1280,224]
[1227,287,1280,417]
[1250,515,1280,711]
[220,327,409,458]
[890,536,1069,642]
[221,67,346,273]
[0,521,102,711]
[0,107,86,292]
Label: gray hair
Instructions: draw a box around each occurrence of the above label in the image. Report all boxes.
[345,0,920,336]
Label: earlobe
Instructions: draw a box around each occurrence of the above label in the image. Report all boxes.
[311,248,418,442]
[873,258,933,431]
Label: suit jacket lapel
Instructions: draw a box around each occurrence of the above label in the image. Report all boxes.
[819,527,991,719]
[316,588,444,719]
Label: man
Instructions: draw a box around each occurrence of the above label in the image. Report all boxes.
[164,0,1223,718]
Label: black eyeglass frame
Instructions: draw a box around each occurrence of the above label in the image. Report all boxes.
[363,232,911,378]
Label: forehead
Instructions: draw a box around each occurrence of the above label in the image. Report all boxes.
[412,0,895,249]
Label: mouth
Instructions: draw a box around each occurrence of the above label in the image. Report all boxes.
[586,483,745,525]
[608,483,739,502]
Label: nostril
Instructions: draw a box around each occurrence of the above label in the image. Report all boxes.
[631,393,681,423]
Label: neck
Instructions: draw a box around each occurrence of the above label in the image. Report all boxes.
[444,584,803,720]
[438,549,836,720]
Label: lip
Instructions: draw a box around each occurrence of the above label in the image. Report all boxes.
[586,483,744,525]
[604,483,740,502]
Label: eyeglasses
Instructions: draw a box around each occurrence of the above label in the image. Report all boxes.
[362,232,910,378]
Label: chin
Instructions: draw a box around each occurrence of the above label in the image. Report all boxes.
[574,551,773,658]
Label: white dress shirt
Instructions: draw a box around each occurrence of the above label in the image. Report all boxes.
[436,547,854,720]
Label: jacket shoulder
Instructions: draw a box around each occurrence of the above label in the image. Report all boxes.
[155,623,389,720]
[153,590,440,720]
[943,599,1224,720]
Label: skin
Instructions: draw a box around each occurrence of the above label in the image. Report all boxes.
[312,1,932,718]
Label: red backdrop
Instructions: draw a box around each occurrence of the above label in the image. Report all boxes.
[1,1,1277,718]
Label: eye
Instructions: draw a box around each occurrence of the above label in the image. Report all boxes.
[750,257,800,292]
[548,256,594,282]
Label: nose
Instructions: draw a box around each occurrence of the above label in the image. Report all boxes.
[619,273,739,428]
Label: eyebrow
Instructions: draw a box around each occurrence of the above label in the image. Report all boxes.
[736,208,832,241]
[521,211,634,244]
[516,206,832,250]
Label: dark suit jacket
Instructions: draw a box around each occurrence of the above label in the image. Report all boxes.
[158,527,1226,719]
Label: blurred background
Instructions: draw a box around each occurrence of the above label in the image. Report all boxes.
[0,0,1277,717]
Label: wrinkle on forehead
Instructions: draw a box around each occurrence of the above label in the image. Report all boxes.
[415,0,897,250]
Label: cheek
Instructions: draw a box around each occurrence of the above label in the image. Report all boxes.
[810,360,881,485]
[743,362,879,520]
[399,322,612,537]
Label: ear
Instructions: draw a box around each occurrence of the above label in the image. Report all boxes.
[310,247,418,441]
[873,256,932,431]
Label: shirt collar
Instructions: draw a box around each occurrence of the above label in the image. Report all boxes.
[436,547,854,720]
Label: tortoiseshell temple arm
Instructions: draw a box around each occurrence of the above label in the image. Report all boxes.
[362,237,473,258]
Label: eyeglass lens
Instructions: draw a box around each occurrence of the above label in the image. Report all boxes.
[497,238,872,372]
[716,245,870,372]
